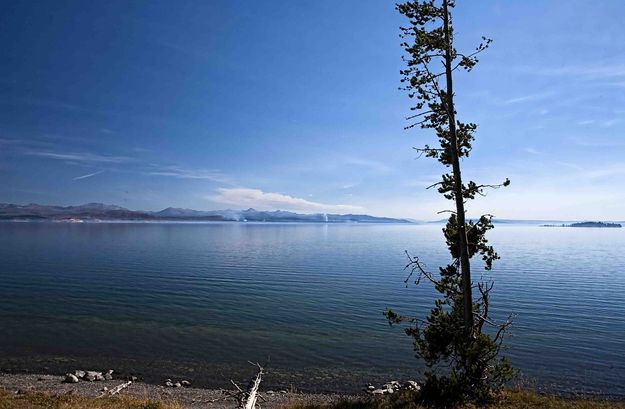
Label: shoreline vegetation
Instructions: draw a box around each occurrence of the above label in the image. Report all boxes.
[1,373,624,409]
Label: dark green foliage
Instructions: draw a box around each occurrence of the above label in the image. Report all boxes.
[385,0,514,406]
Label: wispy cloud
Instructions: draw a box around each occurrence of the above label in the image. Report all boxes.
[0,138,23,146]
[340,182,360,190]
[577,120,595,125]
[522,147,541,155]
[583,164,625,180]
[0,137,56,149]
[554,161,584,171]
[528,63,625,79]
[1,98,176,125]
[504,92,554,105]
[341,156,393,173]
[144,165,231,183]
[73,170,105,180]
[25,150,134,163]
[2,98,89,112]
[552,160,625,180]
[211,187,364,213]
[601,118,620,127]
[19,146,233,185]
[569,136,624,148]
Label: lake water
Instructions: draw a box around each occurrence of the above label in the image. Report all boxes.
[0,222,623,395]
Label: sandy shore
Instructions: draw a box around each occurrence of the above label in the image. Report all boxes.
[0,373,358,409]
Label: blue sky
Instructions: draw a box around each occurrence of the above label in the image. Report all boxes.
[1,1,624,220]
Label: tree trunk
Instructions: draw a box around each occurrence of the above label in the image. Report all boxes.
[442,0,474,336]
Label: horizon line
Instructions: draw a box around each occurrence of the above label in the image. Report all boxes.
[1,201,622,223]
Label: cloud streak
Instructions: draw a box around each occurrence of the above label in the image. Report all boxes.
[73,170,105,180]
[341,156,393,173]
[19,147,233,185]
[144,165,231,183]
[26,150,134,164]
[569,136,625,148]
[577,120,595,125]
[504,92,554,104]
[527,63,625,79]
[211,187,364,213]
[522,147,541,155]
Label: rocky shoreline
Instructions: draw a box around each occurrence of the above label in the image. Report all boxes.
[0,356,417,394]
[0,372,359,409]
[0,366,424,409]
[3,370,625,409]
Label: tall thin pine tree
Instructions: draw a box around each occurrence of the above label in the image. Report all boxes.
[385,0,514,405]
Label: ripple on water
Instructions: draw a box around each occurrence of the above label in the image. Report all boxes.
[0,222,623,395]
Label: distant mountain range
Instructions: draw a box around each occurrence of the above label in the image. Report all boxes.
[0,203,412,224]
[1,203,621,225]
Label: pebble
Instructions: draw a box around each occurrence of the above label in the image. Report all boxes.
[83,371,104,382]
[68,369,111,382]
[404,380,421,391]
[64,373,79,384]
[163,379,191,388]
[366,380,421,395]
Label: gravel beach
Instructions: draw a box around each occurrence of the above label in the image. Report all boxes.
[0,373,358,409]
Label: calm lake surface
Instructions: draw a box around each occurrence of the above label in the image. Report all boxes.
[0,222,623,395]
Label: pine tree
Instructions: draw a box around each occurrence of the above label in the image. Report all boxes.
[385,0,514,405]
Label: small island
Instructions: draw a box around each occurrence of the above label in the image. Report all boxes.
[543,221,622,228]
[570,221,622,228]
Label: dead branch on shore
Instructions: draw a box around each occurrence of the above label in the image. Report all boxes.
[97,380,132,398]
[230,362,265,409]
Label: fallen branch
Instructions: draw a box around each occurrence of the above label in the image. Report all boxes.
[97,380,132,398]
[231,362,265,409]
[243,362,264,409]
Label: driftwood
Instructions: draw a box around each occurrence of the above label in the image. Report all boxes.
[109,380,133,395]
[230,362,265,409]
[97,380,132,398]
